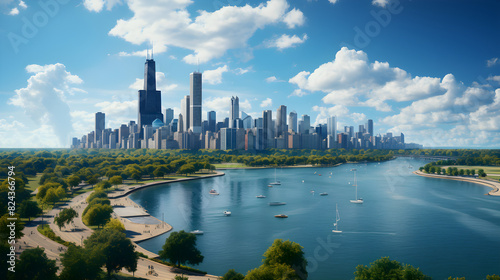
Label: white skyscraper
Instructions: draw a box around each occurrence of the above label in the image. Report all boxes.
[327,116,337,139]
[181,95,190,132]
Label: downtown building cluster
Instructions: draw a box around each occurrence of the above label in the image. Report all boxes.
[72,58,421,151]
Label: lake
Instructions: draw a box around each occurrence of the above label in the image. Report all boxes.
[129,158,500,279]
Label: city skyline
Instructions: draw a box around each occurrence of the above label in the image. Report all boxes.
[1,0,499,148]
[72,56,413,151]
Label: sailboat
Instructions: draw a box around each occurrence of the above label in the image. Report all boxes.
[332,204,342,233]
[269,168,281,185]
[350,168,363,204]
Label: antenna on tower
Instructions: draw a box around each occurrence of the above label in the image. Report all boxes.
[197,57,199,73]
[146,47,149,60]
[151,41,154,60]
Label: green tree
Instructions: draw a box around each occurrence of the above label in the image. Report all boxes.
[56,185,66,200]
[66,175,81,192]
[84,228,138,278]
[354,257,430,280]
[471,169,476,176]
[43,188,59,205]
[18,200,42,221]
[222,269,245,280]
[60,245,102,280]
[153,167,165,179]
[487,275,500,280]
[131,172,142,182]
[159,230,204,267]
[86,190,107,203]
[109,175,123,188]
[478,169,486,177]
[97,180,112,190]
[104,218,125,232]
[262,239,307,280]
[0,214,24,241]
[54,208,78,231]
[447,277,466,280]
[36,182,61,201]
[83,203,113,228]
[16,247,57,280]
[177,164,196,176]
[245,263,300,280]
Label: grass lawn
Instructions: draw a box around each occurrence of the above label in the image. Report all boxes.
[25,173,43,192]
[213,163,248,168]
[441,165,500,180]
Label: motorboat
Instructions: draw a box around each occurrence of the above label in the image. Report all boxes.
[274,214,288,218]
[256,195,266,198]
[209,189,219,195]
[223,211,231,216]
[320,192,328,196]
[269,202,286,206]
[191,230,204,235]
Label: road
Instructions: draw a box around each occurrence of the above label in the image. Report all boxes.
[17,188,219,279]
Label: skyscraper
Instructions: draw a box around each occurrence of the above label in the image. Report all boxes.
[95,112,105,143]
[230,96,239,128]
[276,105,287,137]
[138,57,163,132]
[165,108,174,126]
[288,111,297,132]
[263,110,273,148]
[300,115,310,134]
[327,116,337,140]
[367,119,373,136]
[181,95,190,133]
[189,72,202,133]
[208,111,216,132]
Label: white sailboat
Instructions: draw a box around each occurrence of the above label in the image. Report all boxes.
[350,168,363,204]
[332,204,342,233]
[269,168,281,185]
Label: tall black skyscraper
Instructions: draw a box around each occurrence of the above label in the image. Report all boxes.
[138,57,163,133]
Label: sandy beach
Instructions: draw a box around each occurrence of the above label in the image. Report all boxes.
[414,171,500,196]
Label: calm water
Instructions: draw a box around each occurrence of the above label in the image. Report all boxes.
[130,158,500,279]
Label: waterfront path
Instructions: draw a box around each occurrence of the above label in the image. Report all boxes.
[18,172,224,279]
[414,171,500,196]
[108,171,224,199]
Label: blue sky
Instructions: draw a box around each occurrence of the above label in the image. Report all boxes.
[0,0,499,148]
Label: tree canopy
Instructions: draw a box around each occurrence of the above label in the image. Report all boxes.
[15,248,58,280]
[159,230,204,267]
[354,257,431,280]
[84,228,138,278]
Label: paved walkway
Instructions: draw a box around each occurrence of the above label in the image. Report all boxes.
[108,171,224,199]
[414,171,500,196]
[19,172,225,279]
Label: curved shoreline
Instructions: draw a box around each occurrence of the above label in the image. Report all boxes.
[109,171,225,199]
[108,171,225,258]
[413,171,500,196]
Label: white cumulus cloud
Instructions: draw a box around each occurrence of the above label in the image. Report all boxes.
[83,0,120,12]
[268,34,308,50]
[9,63,84,147]
[260,98,272,108]
[104,0,305,64]
[203,65,229,85]
[283,8,305,28]
[8,7,19,15]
